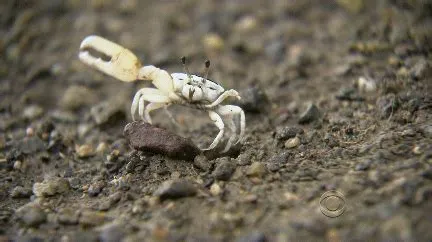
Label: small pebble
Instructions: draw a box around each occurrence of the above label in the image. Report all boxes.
[354,159,372,171]
[10,186,32,198]
[266,152,289,172]
[154,179,197,201]
[79,211,108,227]
[410,58,430,80]
[210,183,222,196]
[298,103,321,124]
[22,105,44,120]
[284,192,300,202]
[236,151,253,166]
[246,162,267,177]
[13,160,22,170]
[234,15,258,32]
[15,203,47,227]
[194,155,212,171]
[25,127,34,137]
[58,208,79,225]
[76,144,94,158]
[235,86,269,113]
[213,157,236,181]
[284,137,300,149]
[357,76,376,92]
[88,181,106,197]
[242,194,258,203]
[96,142,108,154]
[124,121,200,160]
[275,126,304,140]
[33,177,70,197]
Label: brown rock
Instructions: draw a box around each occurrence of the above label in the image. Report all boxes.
[124,121,200,160]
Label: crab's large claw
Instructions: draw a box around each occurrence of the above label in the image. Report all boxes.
[79,35,141,82]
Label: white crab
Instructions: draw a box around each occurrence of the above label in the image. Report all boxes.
[78,35,245,152]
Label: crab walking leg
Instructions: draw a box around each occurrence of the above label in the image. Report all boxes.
[131,88,167,121]
[163,105,181,128]
[131,91,141,121]
[79,35,142,82]
[138,95,146,121]
[203,111,225,151]
[216,105,238,152]
[222,117,237,152]
[217,105,245,145]
[144,103,166,124]
[204,89,241,108]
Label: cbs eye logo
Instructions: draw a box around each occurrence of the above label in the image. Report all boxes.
[319,190,346,218]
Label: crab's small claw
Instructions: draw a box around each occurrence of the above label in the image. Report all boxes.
[79,35,141,82]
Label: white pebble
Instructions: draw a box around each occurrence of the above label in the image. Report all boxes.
[285,137,300,149]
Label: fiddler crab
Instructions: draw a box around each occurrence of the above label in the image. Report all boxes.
[78,35,245,152]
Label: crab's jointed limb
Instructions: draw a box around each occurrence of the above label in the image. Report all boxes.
[79,35,142,83]
[79,35,174,94]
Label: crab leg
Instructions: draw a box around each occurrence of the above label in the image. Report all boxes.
[204,89,241,108]
[217,105,245,146]
[131,88,171,121]
[203,111,225,150]
[79,35,142,82]
[144,103,166,124]
[222,117,237,152]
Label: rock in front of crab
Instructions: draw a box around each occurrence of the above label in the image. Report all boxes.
[123,121,200,160]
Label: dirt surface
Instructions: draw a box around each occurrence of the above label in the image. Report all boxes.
[1,0,432,241]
